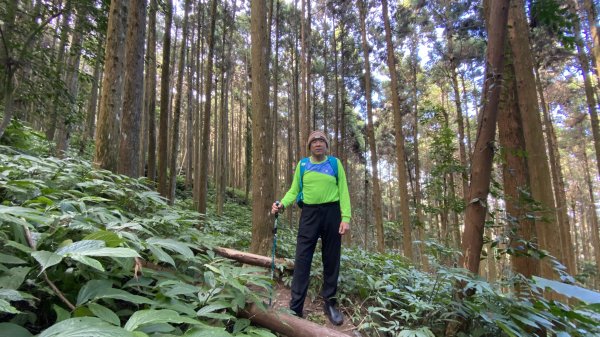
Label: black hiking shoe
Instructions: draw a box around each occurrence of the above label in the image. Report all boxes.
[324,302,343,326]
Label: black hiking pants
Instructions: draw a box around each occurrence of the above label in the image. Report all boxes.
[289,201,342,315]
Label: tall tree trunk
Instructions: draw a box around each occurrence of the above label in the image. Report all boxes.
[358,0,385,253]
[0,0,17,139]
[250,0,274,255]
[459,0,509,274]
[145,0,158,181]
[299,0,308,157]
[460,74,473,162]
[185,25,196,189]
[381,0,413,261]
[535,65,575,275]
[198,0,218,213]
[168,0,190,203]
[568,0,600,178]
[56,7,84,157]
[583,0,600,92]
[497,47,539,278]
[94,0,127,172]
[332,16,340,157]
[119,0,147,177]
[157,0,173,196]
[508,0,560,280]
[81,43,102,155]
[581,142,600,281]
[272,0,280,198]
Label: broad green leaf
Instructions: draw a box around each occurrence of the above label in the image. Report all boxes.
[31,251,63,273]
[232,318,250,334]
[0,267,31,289]
[82,231,123,248]
[76,279,113,306]
[196,303,230,317]
[148,244,176,267]
[88,303,120,326]
[79,247,140,258]
[146,238,194,258]
[38,317,135,337]
[533,276,600,304]
[53,304,71,322]
[0,322,32,337]
[0,289,35,301]
[124,309,184,331]
[70,255,104,271]
[4,241,33,254]
[96,288,155,305]
[0,298,19,314]
[0,252,26,265]
[56,240,105,256]
[0,205,50,224]
[183,326,233,337]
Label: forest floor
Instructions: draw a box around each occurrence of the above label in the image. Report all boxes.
[269,281,362,337]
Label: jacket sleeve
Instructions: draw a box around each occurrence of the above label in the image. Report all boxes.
[280,162,301,208]
[337,159,352,223]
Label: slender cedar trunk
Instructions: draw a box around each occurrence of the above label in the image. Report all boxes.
[245,51,252,202]
[167,0,190,203]
[323,16,329,136]
[272,0,280,198]
[358,0,384,253]
[534,65,575,275]
[497,47,539,278]
[119,0,146,177]
[145,0,157,181]
[567,0,600,178]
[449,57,469,202]
[81,43,102,155]
[460,74,473,162]
[508,0,560,280]
[56,8,84,157]
[94,0,127,172]
[410,34,427,269]
[250,0,274,255]
[459,0,509,274]
[571,199,580,268]
[293,22,301,161]
[333,16,340,157]
[194,2,205,205]
[216,8,227,215]
[381,0,413,261]
[157,0,173,196]
[287,82,295,226]
[47,0,72,143]
[198,0,218,213]
[299,0,308,157]
[185,25,196,189]
[581,143,600,281]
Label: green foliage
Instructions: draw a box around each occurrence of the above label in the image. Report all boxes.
[0,146,277,336]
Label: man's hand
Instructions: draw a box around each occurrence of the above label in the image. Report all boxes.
[339,222,350,235]
[271,202,284,215]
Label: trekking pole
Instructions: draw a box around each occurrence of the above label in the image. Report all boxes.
[269,201,280,307]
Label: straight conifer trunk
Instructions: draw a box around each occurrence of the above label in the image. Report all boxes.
[94,0,127,171]
[157,0,173,196]
[381,0,413,261]
[358,0,385,253]
[250,0,275,255]
[460,0,509,274]
[145,0,158,181]
[119,0,146,177]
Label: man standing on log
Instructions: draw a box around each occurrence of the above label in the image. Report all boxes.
[271,130,351,326]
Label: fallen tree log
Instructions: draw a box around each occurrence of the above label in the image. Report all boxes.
[240,303,350,337]
[212,247,295,271]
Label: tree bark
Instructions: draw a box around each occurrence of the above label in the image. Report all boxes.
[145,0,158,182]
[250,0,275,255]
[157,0,173,196]
[198,0,219,213]
[459,0,509,274]
[119,0,147,177]
[508,0,560,280]
[94,0,127,172]
[381,0,413,261]
[581,142,600,281]
[358,0,385,253]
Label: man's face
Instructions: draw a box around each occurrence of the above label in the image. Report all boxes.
[310,138,327,156]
